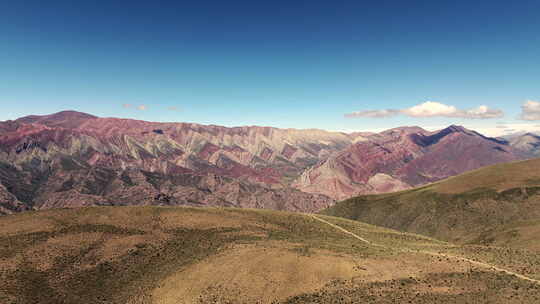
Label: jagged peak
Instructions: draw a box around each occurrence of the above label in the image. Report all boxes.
[411,125,486,147]
[428,125,509,146]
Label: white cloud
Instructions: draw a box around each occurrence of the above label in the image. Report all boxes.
[344,109,400,118]
[345,101,503,119]
[167,106,181,111]
[471,123,540,137]
[460,105,503,119]
[519,100,540,120]
[122,104,147,111]
[402,101,458,117]
[336,123,540,137]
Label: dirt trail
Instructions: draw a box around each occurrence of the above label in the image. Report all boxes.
[309,214,540,285]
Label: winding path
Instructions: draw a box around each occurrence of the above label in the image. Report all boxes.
[309,214,540,285]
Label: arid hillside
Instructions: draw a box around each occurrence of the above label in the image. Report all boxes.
[322,158,540,248]
[1,206,540,303]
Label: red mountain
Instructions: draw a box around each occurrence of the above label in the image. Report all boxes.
[0,111,533,214]
[293,125,531,200]
[0,111,357,214]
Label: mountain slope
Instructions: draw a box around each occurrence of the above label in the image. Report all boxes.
[295,125,530,200]
[322,158,540,248]
[509,132,540,156]
[11,111,355,183]
[1,111,534,213]
[1,206,540,303]
[0,111,359,213]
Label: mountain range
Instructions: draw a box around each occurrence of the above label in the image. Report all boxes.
[0,110,537,214]
[2,112,540,303]
[295,125,532,199]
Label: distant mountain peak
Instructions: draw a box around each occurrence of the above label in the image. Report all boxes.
[16,110,98,128]
[19,110,98,120]
[442,125,469,133]
[55,110,97,116]
[409,125,476,148]
[523,132,540,139]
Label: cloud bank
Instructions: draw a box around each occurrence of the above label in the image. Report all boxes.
[519,100,540,121]
[345,101,503,119]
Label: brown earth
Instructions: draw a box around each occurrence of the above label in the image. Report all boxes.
[1,206,539,304]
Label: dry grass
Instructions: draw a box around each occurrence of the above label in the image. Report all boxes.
[283,270,540,304]
[25,232,104,271]
[153,244,359,304]
[155,245,478,304]
[319,215,540,281]
[430,158,540,194]
[322,158,540,250]
[0,211,57,236]
[1,206,539,304]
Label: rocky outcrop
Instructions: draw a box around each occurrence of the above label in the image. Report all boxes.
[0,183,28,215]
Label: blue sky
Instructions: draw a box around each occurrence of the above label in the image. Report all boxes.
[1,0,540,136]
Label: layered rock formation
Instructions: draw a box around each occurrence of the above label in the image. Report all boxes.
[294,125,531,200]
[0,111,355,214]
[0,111,533,214]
